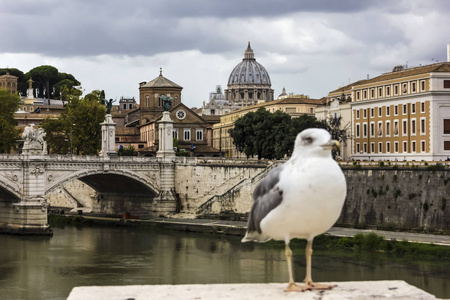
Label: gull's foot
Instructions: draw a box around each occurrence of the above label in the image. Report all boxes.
[306,282,337,291]
[284,282,309,292]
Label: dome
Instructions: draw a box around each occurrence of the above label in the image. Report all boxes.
[228,42,271,86]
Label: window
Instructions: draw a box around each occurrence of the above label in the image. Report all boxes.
[356,91,360,100]
[356,110,360,119]
[394,105,398,115]
[356,124,360,138]
[286,107,296,113]
[309,108,314,114]
[394,142,399,153]
[420,118,426,135]
[184,129,191,141]
[386,86,391,96]
[173,129,178,139]
[394,85,399,95]
[363,123,367,137]
[403,141,407,153]
[145,96,149,107]
[129,104,133,109]
[386,121,391,136]
[444,119,450,134]
[196,129,203,141]
[371,143,375,153]
[370,108,374,118]
[403,104,407,115]
[378,142,383,153]
[370,122,375,137]
[378,107,382,117]
[378,87,383,97]
[356,143,360,153]
[371,89,375,98]
[378,122,383,136]
[445,141,450,151]
[402,83,407,93]
[411,103,416,114]
[386,106,390,116]
[444,80,450,88]
[138,144,144,149]
[363,109,367,119]
[363,90,367,99]
[412,82,416,92]
[402,120,407,136]
[421,80,426,91]
[411,119,416,135]
[412,141,416,152]
[421,141,426,153]
[363,143,367,153]
[386,142,391,153]
[394,121,399,135]
[123,104,127,109]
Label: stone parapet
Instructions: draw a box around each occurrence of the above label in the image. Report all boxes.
[67,281,436,300]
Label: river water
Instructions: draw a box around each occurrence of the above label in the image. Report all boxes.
[0,226,448,300]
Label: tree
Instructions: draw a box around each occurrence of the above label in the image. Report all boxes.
[230,108,327,160]
[42,87,106,155]
[322,115,351,159]
[26,65,81,100]
[27,65,59,100]
[118,145,137,156]
[0,89,20,153]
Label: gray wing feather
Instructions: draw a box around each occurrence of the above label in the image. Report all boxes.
[243,165,284,241]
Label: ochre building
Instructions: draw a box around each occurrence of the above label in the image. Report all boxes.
[349,62,450,161]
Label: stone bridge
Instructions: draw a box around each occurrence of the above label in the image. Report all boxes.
[0,154,177,235]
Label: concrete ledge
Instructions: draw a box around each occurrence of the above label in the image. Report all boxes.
[66,281,437,300]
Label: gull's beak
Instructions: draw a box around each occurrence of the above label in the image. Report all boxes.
[322,140,340,151]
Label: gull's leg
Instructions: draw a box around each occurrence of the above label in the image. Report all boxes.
[304,239,337,290]
[304,239,313,285]
[284,242,307,292]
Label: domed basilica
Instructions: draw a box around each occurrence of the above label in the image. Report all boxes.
[225,42,274,106]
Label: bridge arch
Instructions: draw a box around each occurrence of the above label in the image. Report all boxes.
[46,169,160,217]
[0,176,22,202]
[46,169,159,196]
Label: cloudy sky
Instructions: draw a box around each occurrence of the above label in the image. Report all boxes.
[1,0,450,108]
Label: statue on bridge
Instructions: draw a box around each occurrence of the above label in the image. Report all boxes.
[103,98,115,114]
[21,124,47,155]
[161,95,173,112]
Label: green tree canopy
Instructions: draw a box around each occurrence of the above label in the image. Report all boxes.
[41,87,106,155]
[229,108,328,160]
[27,65,58,100]
[0,89,20,153]
[117,145,137,156]
[25,65,81,100]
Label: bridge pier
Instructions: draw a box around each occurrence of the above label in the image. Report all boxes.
[0,157,52,235]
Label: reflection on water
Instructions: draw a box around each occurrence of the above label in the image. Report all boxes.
[0,226,448,300]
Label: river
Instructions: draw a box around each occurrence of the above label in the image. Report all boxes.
[0,226,448,299]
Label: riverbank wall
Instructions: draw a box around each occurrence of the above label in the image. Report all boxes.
[44,159,450,233]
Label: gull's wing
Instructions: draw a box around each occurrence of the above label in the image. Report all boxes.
[242,165,285,242]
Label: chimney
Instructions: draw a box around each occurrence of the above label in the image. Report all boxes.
[448,42,450,62]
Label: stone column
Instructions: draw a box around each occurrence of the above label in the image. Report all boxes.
[156,112,175,159]
[99,114,117,157]
[8,158,52,235]
[155,112,177,215]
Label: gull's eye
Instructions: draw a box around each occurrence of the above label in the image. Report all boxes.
[303,136,313,144]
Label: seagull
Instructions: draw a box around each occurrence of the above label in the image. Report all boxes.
[242,128,347,292]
